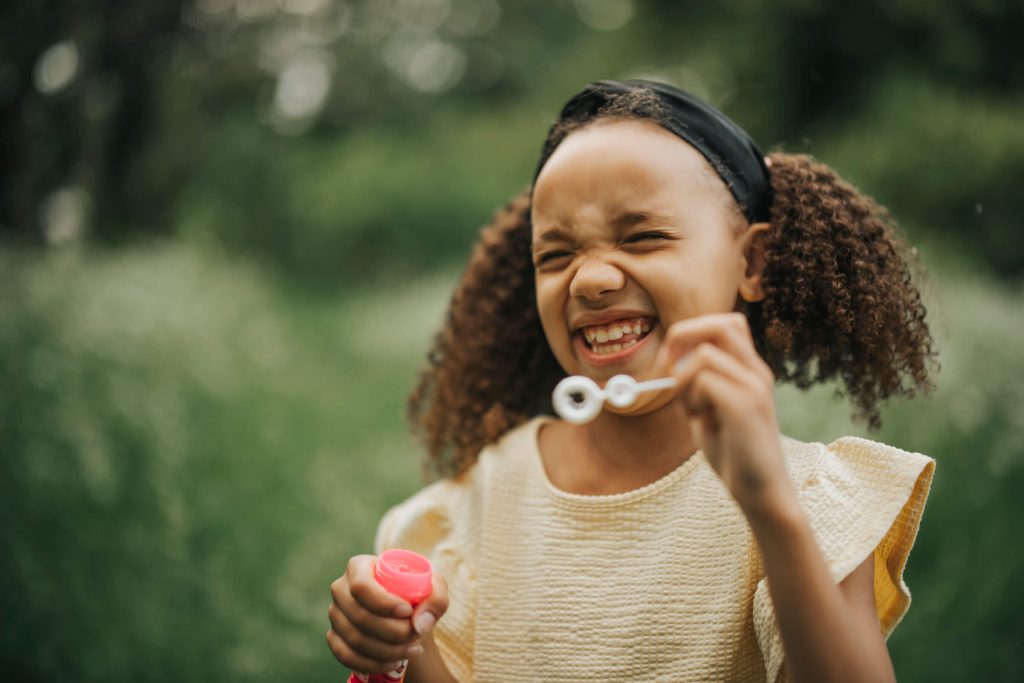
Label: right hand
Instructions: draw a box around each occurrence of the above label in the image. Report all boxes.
[327,554,450,675]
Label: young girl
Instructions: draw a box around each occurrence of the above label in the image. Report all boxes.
[327,80,937,683]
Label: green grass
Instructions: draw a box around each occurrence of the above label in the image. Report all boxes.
[1,244,1021,681]
[0,245,450,680]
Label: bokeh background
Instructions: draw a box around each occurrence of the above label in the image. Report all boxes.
[2,1,1023,680]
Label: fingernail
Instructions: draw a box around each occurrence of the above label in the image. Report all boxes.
[674,354,691,373]
[413,612,435,635]
[406,644,424,658]
[394,602,413,618]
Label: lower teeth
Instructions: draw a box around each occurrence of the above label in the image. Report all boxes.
[594,339,638,355]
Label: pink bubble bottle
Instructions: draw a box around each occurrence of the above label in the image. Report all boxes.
[347,549,433,683]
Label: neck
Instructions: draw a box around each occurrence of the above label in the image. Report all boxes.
[553,401,697,494]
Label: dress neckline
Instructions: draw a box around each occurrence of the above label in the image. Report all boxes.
[526,415,706,509]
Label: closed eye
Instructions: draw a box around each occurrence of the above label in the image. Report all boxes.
[623,231,672,244]
[534,250,571,267]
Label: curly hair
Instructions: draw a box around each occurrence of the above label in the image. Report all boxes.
[409,94,937,479]
[407,191,565,479]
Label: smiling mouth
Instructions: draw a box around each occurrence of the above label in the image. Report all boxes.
[578,317,655,356]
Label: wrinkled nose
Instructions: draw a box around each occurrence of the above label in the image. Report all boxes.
[569,258,625,302]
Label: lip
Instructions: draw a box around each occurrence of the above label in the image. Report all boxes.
[570,310,658,332]
[574,322,659,366]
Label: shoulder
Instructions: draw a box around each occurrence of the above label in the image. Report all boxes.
[375,416,550,555]
[374,478,465,557]
[782,433,935,627]
[779,433,935,523]
[779,433,935,497]
[753,434,936,681]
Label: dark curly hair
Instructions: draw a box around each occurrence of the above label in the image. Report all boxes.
[409,90,937,478]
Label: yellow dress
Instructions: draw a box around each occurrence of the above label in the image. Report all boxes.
[376,417,934,682]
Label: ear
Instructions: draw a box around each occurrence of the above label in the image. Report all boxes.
[738,221,770,303]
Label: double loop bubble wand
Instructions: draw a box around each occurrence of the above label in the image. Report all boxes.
[552,374,678,425]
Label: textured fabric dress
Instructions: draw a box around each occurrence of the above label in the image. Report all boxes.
[375,417,934,682]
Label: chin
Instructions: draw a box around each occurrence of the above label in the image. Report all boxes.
[603,386,677,418]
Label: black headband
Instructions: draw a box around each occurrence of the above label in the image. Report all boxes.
[533,79,771,224]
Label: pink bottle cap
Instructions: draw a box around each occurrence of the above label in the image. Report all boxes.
[374,549,433,605]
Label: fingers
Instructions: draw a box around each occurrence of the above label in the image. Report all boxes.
[412,573,450,636]
[671,341,773,422]
[327,555,424,673]
[657,313,773,384]
[327,601,420,665]
[673,341,752,392]
[326,627,408,675]
[331,562,417,643]
[344,555,415,618]
[330,592,415,645]
[673,346,745,416]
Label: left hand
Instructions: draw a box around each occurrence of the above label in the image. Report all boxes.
[656,312,794,516]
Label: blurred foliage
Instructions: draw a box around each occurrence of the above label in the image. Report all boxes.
[2,245,1023,681]
[2,0,1022,280]
[2,1,1024,681]
[0,245,446,680]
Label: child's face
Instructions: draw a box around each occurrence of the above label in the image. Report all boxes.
[531,118,765,415]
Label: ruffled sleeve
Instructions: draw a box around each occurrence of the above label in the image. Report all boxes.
[374,477,479,683]
[753,436,936,683]
[375,480,456,557]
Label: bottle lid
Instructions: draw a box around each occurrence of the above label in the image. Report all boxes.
[374,549,433,605]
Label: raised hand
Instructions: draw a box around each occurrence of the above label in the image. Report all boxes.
[657,312,794,518]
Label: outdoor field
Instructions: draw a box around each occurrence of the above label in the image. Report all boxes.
[3,244,1023,681]
[3,1,1023,680]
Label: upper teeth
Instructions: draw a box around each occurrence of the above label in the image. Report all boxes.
[581,318,653,345]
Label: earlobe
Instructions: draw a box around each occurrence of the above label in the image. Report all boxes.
[739,222,770,303]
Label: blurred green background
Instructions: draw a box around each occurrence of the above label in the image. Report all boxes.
[2,1,1022,680]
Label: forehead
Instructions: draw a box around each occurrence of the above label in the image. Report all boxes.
[531,118,725,224]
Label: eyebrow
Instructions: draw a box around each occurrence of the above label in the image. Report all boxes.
[610,209,673,231]
[533,210,674,246]
[534,227,574,245]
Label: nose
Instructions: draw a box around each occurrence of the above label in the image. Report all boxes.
[569,257,625,302]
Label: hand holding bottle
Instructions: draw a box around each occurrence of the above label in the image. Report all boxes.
[328,550,448,681]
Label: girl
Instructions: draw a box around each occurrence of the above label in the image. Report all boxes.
[327,80,937,682]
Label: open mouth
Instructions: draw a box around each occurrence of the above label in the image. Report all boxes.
[578,317,656,356]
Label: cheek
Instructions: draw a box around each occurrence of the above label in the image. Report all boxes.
[639,265,694,320]
[535,279,573,356]
[644,252,742,320]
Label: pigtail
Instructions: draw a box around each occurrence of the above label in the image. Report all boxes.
[408,190,564,478]
[752,152,937,428]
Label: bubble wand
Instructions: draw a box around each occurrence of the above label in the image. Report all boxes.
[552,374,678,424]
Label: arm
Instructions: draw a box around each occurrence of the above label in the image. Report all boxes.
[748,485,896,683]
[405,631,460,683]
[660,313,896,683]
